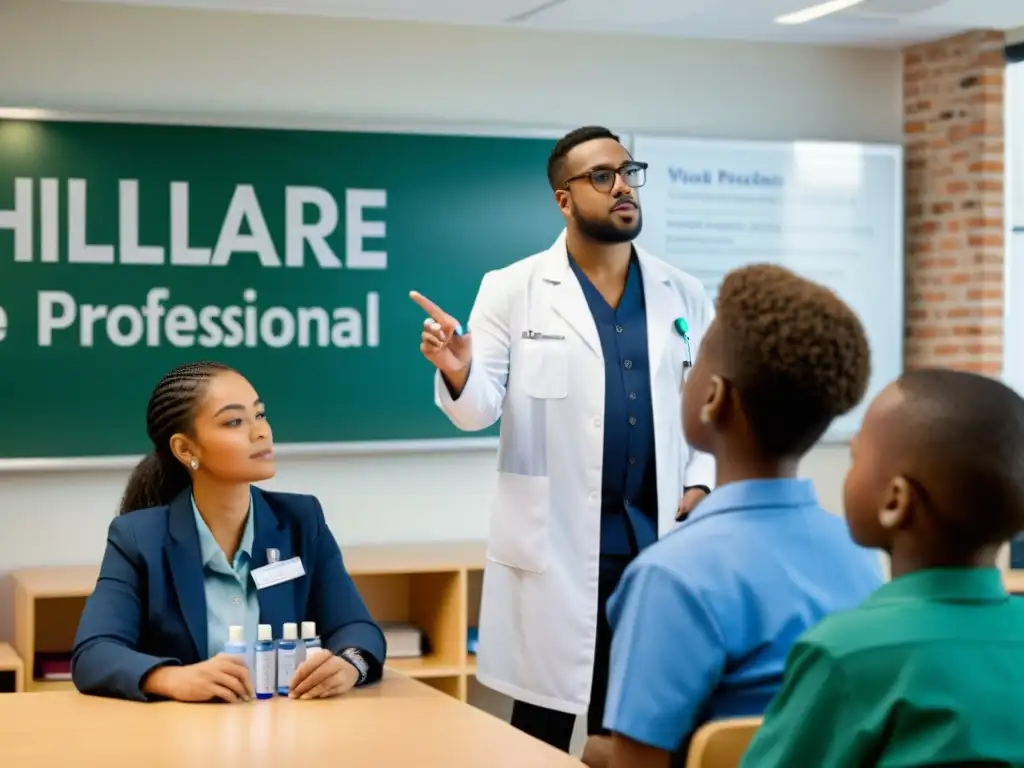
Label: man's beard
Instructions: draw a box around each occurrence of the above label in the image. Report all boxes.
[573,207,643,244]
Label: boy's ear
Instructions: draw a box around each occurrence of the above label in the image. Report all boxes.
[878,476,912,530]
[699,374,728,426]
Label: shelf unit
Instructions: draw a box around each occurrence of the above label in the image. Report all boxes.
[10,541,487,700]
[13,552,1024,699]
[0,642,24,693]
[344,541,485,701]
[13,566,97,692]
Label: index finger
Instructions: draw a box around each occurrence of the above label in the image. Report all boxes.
[221,657,254,691]
[214,654,254,689]
[289,650,332,696]
[215,652,249,669]
[409,291,455,326]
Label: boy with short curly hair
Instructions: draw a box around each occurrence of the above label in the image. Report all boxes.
[741,368,1024,767]
[595,264,883,768]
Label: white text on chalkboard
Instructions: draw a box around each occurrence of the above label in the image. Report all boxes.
[0,178,387,269]
[36,288,380,349]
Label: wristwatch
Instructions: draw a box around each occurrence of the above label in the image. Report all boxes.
[340,647,369,685]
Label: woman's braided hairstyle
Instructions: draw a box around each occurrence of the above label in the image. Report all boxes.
[119,361,234,515]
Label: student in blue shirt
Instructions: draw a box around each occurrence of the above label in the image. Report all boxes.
[593,264,884,768]
[72,361,385,703]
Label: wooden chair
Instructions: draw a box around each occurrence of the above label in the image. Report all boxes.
[684,717,763,768]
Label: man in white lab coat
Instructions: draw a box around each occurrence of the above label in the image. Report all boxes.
[411,126,715,752]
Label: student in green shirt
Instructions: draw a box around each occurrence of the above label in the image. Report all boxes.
[742,368,1024,768]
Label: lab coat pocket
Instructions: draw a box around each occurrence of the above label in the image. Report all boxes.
[520,339,569,400]
[486,473,550,574]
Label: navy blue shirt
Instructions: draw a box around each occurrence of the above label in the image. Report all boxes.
[569,252,658,558]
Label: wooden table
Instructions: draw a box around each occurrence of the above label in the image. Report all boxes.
[1004,570,1024,594]
[0,672,580,767]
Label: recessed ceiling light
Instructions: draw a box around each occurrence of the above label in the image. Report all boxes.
[774,0,867,24]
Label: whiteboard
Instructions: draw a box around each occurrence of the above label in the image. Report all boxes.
[1008,61,1024,228]
[632,135,903,442]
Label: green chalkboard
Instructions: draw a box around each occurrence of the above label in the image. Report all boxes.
[0,118,563,460]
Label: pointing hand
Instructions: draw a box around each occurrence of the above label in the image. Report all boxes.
[409,291,472,376]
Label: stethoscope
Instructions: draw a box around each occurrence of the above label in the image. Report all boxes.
[674,318,693,370]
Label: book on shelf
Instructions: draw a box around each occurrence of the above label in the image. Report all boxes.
[379,621,424,658]
[35,653,72,680]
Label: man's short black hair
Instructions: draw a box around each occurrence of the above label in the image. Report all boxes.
[546,126,621,190]
[896,368,1024,547]
[715,264,871,459]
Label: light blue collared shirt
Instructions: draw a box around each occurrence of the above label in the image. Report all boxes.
[602,478,883,755]
[192,494,260,659]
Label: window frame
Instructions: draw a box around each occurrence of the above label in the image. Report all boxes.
[1004,46,1023,396]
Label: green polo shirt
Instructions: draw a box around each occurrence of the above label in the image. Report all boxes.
[741,567,1024,768]
[192,494,259,660]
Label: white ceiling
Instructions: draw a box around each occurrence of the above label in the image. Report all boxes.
[60,0,1024,47]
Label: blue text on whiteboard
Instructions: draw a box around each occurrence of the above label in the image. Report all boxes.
[667,168,784,187]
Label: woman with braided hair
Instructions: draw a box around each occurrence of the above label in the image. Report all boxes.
[72,361,385,703]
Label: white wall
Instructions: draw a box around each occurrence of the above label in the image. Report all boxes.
[0,0,901,739]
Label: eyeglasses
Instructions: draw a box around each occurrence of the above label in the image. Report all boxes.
[564,161,648,194]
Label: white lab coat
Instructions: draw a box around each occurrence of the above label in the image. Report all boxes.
[434,230,715,714]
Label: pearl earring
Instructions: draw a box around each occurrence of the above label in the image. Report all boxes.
[189,457,199,471]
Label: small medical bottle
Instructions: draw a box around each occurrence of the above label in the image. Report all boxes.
[276,622,299,696]
[223,624,249,669]
[300,621,322,663]
[254,623,276,700]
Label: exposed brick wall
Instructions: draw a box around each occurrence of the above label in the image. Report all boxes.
[904,30,1005,374]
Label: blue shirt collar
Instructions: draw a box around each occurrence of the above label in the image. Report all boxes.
[191,492,255,568]
[684,478,819,526]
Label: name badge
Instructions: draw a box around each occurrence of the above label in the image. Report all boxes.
[251,557,305,590]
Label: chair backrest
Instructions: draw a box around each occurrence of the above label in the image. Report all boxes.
[684,717,763,768]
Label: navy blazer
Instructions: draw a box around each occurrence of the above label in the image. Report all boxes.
[72,487,386,701]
